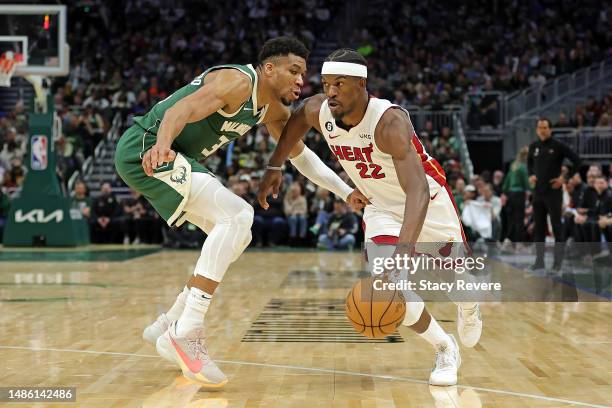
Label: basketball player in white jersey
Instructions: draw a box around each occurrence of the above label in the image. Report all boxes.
[258,49,483,386]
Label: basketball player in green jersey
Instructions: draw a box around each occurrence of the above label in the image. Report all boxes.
[115,37,368,387]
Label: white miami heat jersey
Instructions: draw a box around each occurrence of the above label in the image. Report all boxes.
[318,97,448,222]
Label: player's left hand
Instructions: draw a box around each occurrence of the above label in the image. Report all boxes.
[142,143,176,176]
[257,169,283,210]
[346,188,370,211]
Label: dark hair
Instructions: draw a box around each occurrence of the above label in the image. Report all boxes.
[537,117,552,127]
[258,37,309,65]
[325,48,367,65]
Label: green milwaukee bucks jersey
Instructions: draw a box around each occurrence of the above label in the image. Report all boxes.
[133,64,268,159]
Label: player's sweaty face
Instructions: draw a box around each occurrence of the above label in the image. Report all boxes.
[269,54,306,106]
[322,75,361,120]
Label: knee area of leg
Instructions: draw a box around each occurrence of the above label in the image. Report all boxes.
[234,206,254,229]
[401,301,425,327]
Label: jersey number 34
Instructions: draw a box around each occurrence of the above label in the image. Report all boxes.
[356,163,385,179]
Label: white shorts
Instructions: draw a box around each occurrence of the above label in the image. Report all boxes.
[362,183,468,257]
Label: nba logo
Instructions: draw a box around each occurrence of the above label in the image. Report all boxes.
[31,135,48,170]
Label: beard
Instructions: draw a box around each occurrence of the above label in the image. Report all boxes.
[330,110,345,120]
[280,96,292,106]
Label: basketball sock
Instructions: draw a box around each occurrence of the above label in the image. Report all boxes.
[419,317,452,349]
[165,286,189,322]
[176,287,211,337]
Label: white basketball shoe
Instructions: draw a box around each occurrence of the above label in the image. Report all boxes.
[143,313,171,345]
[457,304,482,347]
[156,321,228,388]
[429,334,461,386]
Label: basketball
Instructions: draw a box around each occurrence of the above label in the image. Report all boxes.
[345,277,406,338]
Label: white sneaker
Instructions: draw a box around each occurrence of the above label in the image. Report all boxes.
[457,304,482,348]
[429,334,461,386]
[156,321,228,388]
[143,313,171,345]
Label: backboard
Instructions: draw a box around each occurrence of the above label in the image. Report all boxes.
[0,4,69,77]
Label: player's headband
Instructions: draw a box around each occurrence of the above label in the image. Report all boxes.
[321,61,367,78]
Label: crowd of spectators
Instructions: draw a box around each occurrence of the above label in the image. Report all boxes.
[554,92,612,129]
[451,154,612,264]
[356,0,611,108]
[1,0,612,250]
[69,180,164,245]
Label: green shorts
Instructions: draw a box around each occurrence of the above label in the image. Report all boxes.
[114,124,211,226]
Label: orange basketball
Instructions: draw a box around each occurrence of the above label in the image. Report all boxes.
[345,276,406,338]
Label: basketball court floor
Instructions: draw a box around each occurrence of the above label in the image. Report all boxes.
[0,246,610,407]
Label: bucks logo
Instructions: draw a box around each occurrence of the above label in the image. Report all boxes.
[170,165,187,184]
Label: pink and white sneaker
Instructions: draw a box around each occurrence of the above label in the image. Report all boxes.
[156,321,228,388]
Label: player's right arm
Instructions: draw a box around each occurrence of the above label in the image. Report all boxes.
[142,70,252,176]
[269,94,326,165]
[257,94,325,208]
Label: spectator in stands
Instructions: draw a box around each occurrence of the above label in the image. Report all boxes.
[309,187,334,237]
[231,181,252,205]
[121,189,151,245]
[284,182,308,245]
[562,173,586,241]
[56,136,81,186]
[83,89,110,112]
[492,170,504,196]
[479,183,502,241]
[528,68,546,91]
[575,175,611,253]
[0,187,11,241]
[2,158,26,189]
[462,184,489,242]
[556,112,570,127]
[596,112,611,128]
[502,147,530,244]
[452,177,466,211]
[420,120,439,140]
[91,182,121,243]
[317,200,357,250]
[252,193,287,247]
[595,177,612,265]
[71,180,92,220]
[0,129,25,171]
[81,106,107,150]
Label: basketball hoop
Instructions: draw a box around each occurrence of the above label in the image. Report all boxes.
[0,52,24,87]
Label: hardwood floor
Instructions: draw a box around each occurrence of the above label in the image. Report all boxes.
[0,248,609,407]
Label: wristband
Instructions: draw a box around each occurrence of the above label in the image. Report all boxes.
[266,165,282,171]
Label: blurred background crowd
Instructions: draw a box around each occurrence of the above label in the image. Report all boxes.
[0,0,611,253]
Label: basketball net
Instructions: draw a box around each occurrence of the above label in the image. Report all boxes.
[0,51,24,87]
